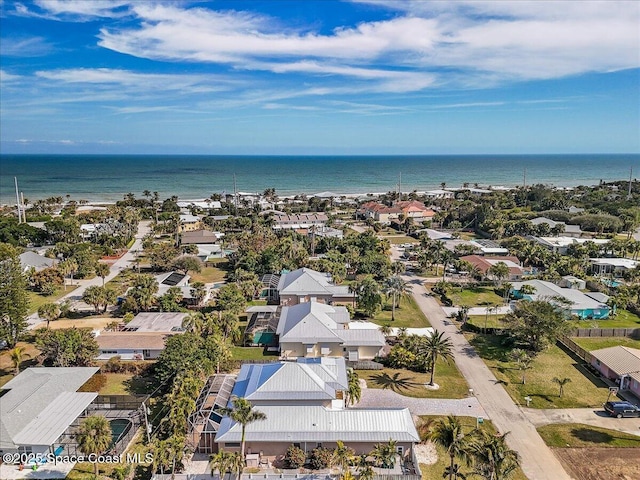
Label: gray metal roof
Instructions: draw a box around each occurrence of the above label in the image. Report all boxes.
[215,406,419,443]
[590,346,640,376]
[339,329,386,347]
[512,280,610,312]
[278,268,345,296]
[232,362,337,401]
[1,367,99,449]
[19,251,55,271]
[123,312,188,332]
[12,392,98,446]
[277,302,342,343]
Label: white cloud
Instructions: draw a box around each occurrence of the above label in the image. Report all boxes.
[0,36,54,57]
[13,0,132,20]
[0,69,22,82]
[92,1,639,89]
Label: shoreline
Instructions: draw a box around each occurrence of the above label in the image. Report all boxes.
[0,179,631,208]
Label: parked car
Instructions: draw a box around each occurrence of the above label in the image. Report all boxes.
[604,401,640,418]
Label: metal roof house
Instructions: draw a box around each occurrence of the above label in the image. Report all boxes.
[202,357,421,477]
[511,280,610,319]
[277,301,385,361]
[0,367,99,456]
[19,251,56,273]
[277,268,355,306]
[589,346,640,398]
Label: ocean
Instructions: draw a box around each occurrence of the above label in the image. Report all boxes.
[1,154,638,204]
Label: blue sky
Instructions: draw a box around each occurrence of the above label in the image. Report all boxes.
[1,0,639,154]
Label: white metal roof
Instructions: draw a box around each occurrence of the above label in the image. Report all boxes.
[590,258,639,269]
[511,280,609,312]
[12,392,98,446]
[124,312,188,332]
[277,268,349,296]
[215,406,419,443]
[277,302,342,342]
[0,367,99,449]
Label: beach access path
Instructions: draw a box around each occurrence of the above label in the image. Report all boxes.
[403,269,572,480]
[27,220,152,329]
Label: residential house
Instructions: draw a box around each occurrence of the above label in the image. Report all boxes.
[559,275,587,290]
[590,258,639,277]
[276,268,355,305]
[276,301,385,361]
[589,346,640,398]
[394,200,436,223]
[95,331,178,360]
[468,239,509,256]
[272,213,329,231]
[121,312,188,332]
[424,189,454,200]
[180,229,225,245]
[154,271,207,304]
[178,214,203,232]
[511,280,610,319]
[19,251,56,273]
[531,236,609,255]
[177,200,222,210]
[459,255,524,281]
[309,225,344,239]
[359,201,434,225]
[0,367,99,457]
[530,217,582,237]
[211,358,420,468]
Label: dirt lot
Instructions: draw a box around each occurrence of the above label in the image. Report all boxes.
[553,448,640,480]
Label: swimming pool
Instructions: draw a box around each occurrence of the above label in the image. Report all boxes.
[109,419,132,446]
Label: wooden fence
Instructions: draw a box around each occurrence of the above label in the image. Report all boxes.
[570,328,640,339]
[558,336,590,362]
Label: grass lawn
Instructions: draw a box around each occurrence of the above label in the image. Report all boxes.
[467,333,618,408]
[27,286,78,314]
[231,346,278,361]
[537,423,640,448]
[45,316,116,330]
[466,314,506,330]
[571,336,640,351]
[449,286,503,307]
[419,416,528,480]
[574,309,640,329]
[360,364,469,399]
[0,342,41,387]
[190,260,229,283]
[384,235,419,244]
[370,296,431,328]
[96,373,155,395]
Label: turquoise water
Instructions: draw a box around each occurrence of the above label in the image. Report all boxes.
[1,154,638,204]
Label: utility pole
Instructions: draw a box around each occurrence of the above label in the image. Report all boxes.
[233,173,238,215]
[14,177,22,223]
[628,167,633,200]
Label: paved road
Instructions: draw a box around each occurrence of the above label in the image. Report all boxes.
[523,407,640,437]
[27,221,152,329]
[404,273,572,480]
[355,388,486,417]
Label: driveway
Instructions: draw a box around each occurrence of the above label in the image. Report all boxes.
[27,221,152,329]
[404,272,572,480]
[523,407,640,437]
[355,388,486,418]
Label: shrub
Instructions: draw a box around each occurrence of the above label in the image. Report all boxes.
[78,373,107,392]
[102,356,124,373]
[285,445,306,469]
[309,447,333,470]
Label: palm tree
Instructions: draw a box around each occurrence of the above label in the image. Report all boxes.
[384,275,411,321]
[420,330,454,386]
[552,377,572,398]
[95,262,110,286]
[332,440,355,476]
[379,324,392,337]
[443,464,467,480]
[429,416,472,480]
[10,346,30,375]
[76,415,113,479]
[345,368,361,407]
[487,262,509,288]
[357,458,375,480]
[370,372,419,392]
[468,431,520,480]
[219,396,267,462]
[508,349,533,385]
[210,451,243,480]
[38,302,61,328]
[370,439,397,469]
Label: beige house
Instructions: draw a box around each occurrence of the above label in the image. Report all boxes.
[276,301,385,361]
[95,332,178,360]
[277,268,355,305]
[178,214,203,232]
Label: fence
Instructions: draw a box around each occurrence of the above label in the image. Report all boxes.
[558,336,590,362]
[570,328,640,339]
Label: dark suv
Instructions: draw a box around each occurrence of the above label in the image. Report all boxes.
[604,401,640,418]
